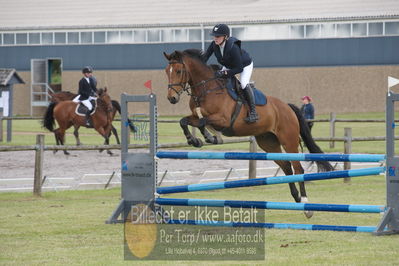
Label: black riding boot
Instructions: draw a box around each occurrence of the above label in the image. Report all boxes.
[85,109,92,127]
[243,84,259,123]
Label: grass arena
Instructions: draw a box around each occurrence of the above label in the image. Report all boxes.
[1,92,399,264]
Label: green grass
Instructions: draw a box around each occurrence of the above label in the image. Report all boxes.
[1,112,395,154]
[1,112,399,264]
[1,176,399,265]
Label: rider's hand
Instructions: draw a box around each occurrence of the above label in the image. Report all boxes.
[215,70,228,79]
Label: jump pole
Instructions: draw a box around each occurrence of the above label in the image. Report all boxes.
[156,167,384,195]
[156,198,385,213]
[156,151,385,162]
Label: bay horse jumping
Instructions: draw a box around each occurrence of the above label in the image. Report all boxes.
[43,88,115,155]
[163,49,333,218]
[49,89,137,146]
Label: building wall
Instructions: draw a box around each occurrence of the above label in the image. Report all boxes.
[15,64,399,116]
[1,36,399,71]
[3,36,399,116]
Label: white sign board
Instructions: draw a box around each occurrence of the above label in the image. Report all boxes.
[1,91,9,116]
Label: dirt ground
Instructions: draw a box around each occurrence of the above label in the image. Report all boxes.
[0,149,276,180]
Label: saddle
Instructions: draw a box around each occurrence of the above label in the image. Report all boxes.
[213,70,267,136]
[225,77,267,106]
[75,99,97,116]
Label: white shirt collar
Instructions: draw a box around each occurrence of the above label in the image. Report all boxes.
[219,42,226,56]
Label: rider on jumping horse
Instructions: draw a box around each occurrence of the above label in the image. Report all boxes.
[203,23,259,123]
[73,66,97,126]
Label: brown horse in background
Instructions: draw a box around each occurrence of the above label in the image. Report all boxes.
[43,88,114,155]
[49,89,137,146]
[163,49,333,218]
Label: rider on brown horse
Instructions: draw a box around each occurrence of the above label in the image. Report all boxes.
[204,23,259,123]
[73,66,97,126]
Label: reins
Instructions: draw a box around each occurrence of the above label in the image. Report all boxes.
[167,60,225,106]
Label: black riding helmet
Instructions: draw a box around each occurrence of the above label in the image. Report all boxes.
[210,24,230,37]
[82,66,93,74]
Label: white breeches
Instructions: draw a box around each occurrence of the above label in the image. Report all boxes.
[222,61,253,89]
[72,95,96,110]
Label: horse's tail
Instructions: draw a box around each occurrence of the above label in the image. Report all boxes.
[42,102,57,132]
[111,100,137,133]
[288,103,334,172]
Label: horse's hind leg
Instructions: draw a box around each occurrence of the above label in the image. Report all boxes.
[283,139,313,218]
[111,125,120,144]
[96,127,113,156]
[54,128,70,155]
[255,133,301,203]
[73,125,81,145]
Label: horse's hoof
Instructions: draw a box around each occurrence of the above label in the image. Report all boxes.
[304,210,314,219]
[99,149,104,153]
[64,151,70,156]
[107,150,113,156]
[193,138,203,148]
[301,197,313,218]
[212,136,221,144]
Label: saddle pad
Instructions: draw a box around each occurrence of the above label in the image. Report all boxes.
[75,100,97,116]
[227,87,267,106]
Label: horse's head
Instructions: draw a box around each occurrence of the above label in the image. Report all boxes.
[163,51,190,104]
[97,87,113,113]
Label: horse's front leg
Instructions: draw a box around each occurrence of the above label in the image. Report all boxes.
[180,115,204,148]
[199,124,223,145]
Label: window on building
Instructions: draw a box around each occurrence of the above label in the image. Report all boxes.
[386,22,399,35]
[16,33,27,44]
[174,29,187,42]
[42,32,53,44]
[28,33,40,44]
[148,29,160,42]
[54,32,66,44]
[134,30,146,42]
[107,31,119,43]
[188,29,201,41]
[247,25,270,39]
[337,24,351,37]
[306,25,320,38]
[369,22,383,36]
[204,28,213,41]
[120,31,133,42]
[94,31,106,43]
[0,34,2,45]
[353,23,367,37]
[290,25,304,38]
[161,29,174,42]
[274,25,290,39]
[80,32,92,44]
[67,32,79,44]
[231,27,245,39]
[3,33,15,45]
[321,24,335,37]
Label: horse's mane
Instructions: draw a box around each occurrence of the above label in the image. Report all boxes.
[183,49,207,63]
[170,49,207,64]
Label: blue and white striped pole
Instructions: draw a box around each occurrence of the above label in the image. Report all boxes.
[157,167,384,194]
[166,219,376,232]
[156,198,385,213]
[156,151,385,163]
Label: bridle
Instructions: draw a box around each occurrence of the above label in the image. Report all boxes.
[167,61,191,98]
[167,60,224,105]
